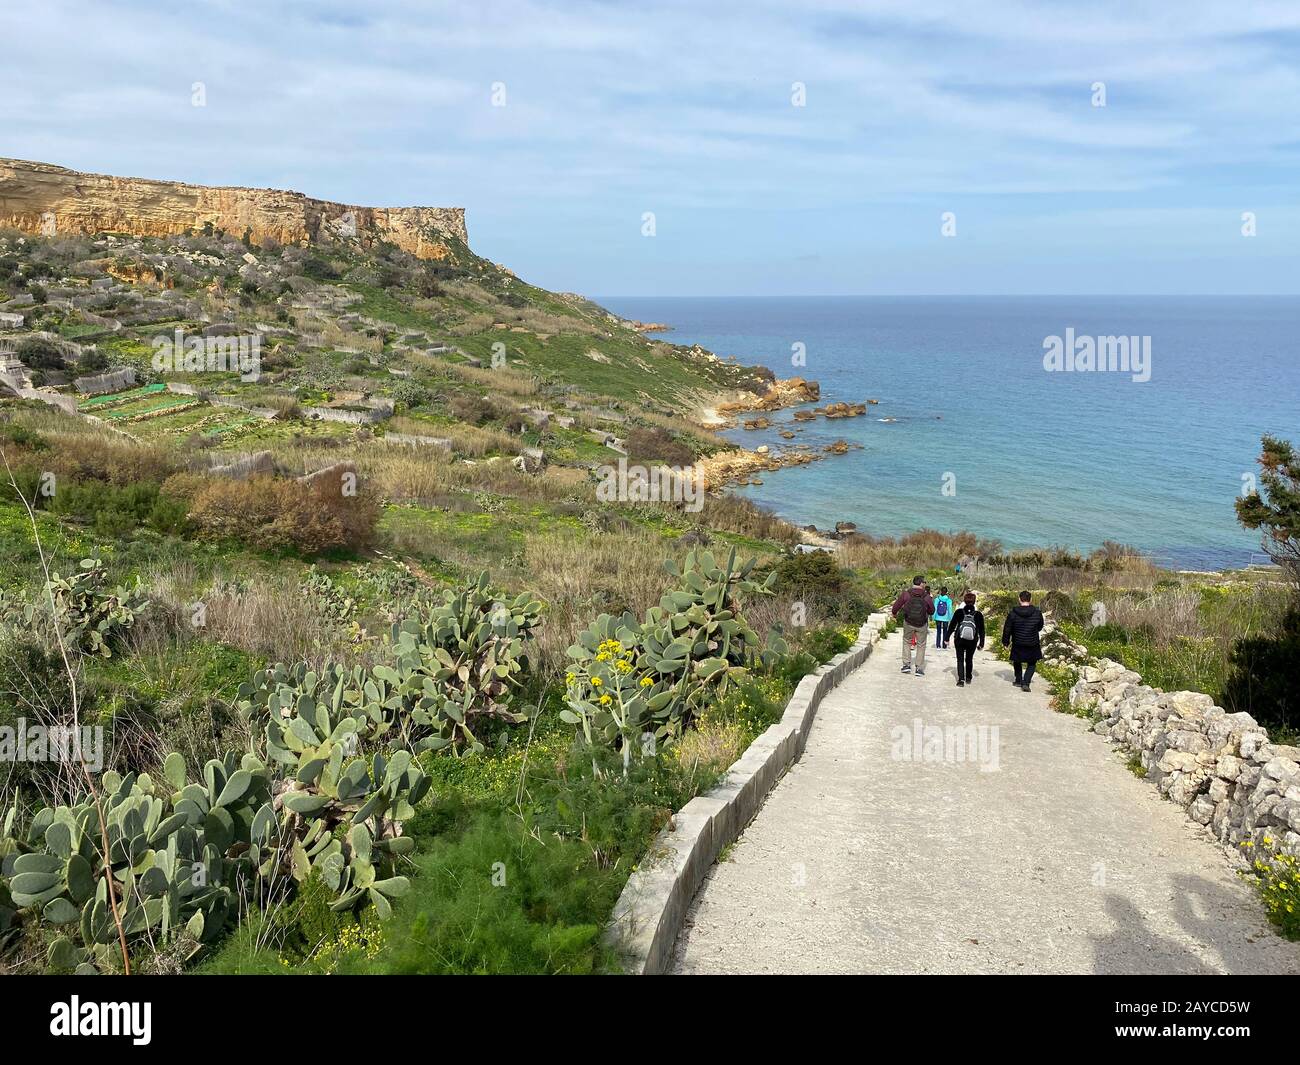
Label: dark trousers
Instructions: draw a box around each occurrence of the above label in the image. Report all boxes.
[954,640,976,681]
[934,620,949,647]
[1013,659,1037,686]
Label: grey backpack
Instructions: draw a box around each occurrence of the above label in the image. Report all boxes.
[956,611,978,642]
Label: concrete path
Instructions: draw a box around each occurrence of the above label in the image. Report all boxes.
[672,631,1300,974]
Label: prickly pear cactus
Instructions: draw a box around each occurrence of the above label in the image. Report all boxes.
[390,572,545,752]
[563,548,786,758]
[0,752,272,973]
[237,573,545,756]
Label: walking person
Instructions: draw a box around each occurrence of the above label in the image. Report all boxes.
[933,586,953,649]
[891,576,934,676]
[1001,590,1045,691]
[949,591,984,687]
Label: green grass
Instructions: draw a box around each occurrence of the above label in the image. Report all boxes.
[77,382,168,409]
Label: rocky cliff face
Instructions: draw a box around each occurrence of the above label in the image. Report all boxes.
[0,158,467,260]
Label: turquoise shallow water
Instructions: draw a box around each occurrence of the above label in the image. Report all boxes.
[600,296,1300,570]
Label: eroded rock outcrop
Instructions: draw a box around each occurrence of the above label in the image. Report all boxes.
[0,158,467,260]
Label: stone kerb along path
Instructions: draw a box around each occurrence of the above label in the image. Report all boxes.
[604,610,894,975]
[667,629,1300,975]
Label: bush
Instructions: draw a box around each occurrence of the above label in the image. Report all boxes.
[801,625,854,662]
[1240,840,1300,940]
[391,381,434,409]
[450,393,502,426]
[182,474,378,556]
[301,256,340,281]
[625,426,694,466]
[770,550,869,621]
[1221,605,1300,740]
[0,423,49,452]
[16,336,65,370]
[78,349,108,372]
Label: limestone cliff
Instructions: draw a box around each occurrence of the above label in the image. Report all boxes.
[0,158,467,260]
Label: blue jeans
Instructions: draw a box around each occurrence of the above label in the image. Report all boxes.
[934,620,949,647]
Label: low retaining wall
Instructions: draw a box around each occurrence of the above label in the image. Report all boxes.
[74,366,135,396]
[606,610,893,974]
[209,395,278,420]
[1069,659,1300,862]
[305,405,390,425]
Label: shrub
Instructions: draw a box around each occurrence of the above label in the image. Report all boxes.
[16,336,64,370]
[390,381,434,409]
[301,256,340,281]
[0,423,48,452]
[183,474,378,556]
[1240,839,1300,939]
[801,625,854,662]
[1221,605,1300,740]
[625,426,694,466]
[47,479,184,537]
[78,349,108,373]
[450,393,502,427]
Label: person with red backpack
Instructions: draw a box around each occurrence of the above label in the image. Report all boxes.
[891,575,934,676]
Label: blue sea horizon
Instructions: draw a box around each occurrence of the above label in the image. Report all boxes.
[599,295,1299,571]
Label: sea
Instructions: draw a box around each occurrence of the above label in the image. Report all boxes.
[599,296,1300,571]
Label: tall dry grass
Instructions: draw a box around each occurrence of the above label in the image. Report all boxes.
[521,527,680,665]
[838,529,998,574]
[145,562,362,669]
[320,319,382,355]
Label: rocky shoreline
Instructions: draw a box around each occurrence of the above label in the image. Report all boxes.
[697,375,820,429]
[689,445,825,493]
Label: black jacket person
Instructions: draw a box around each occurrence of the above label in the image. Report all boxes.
[1001,592,1044,691]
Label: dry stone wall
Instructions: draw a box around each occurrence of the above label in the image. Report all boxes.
[1069,657,1300,862]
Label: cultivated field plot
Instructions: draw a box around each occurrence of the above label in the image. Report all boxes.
[77,382,168,411]
[99,393,201,421]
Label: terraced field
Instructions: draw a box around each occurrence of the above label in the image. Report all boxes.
[77,382,168,410]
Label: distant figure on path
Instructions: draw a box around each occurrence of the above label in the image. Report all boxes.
[949,591,985,687]
[892,575,934,676]
[1002,590,1045,691]
[933,586,953,649]
[954,559,963,576]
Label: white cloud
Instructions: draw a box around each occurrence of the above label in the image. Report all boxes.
[1,0,1296,292]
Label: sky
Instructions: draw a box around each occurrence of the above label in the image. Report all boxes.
[3,0,1299,297]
